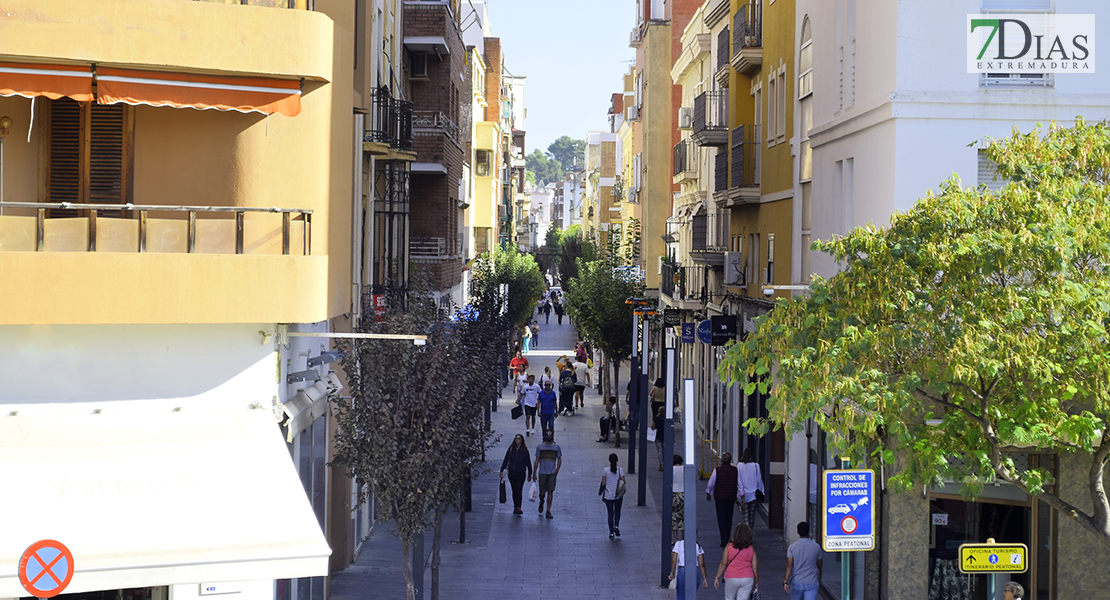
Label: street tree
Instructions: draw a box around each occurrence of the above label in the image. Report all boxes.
[719,120,1110,547]
[471,245,545,347]
[333,280,498,600]
[525,149,562,186]
[565,236,644,401]
[557,224,591,289]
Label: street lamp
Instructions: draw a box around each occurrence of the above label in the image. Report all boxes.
[624,297,652,475]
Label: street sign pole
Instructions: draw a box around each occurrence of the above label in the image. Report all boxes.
[841,459,849,600]
[683,378,698,600]
[628,312,639,472]
[638,314,650,506]
[660,345,675,588]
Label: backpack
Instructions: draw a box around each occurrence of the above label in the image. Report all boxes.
[559,369,576,392]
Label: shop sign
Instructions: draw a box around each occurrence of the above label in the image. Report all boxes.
[696,320,712,344]
[958,543,1028,573]
[681,323,695,344]
[710,315,737,346]
[823,469,875,551]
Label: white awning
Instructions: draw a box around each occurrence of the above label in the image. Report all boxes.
[0,408,330,598]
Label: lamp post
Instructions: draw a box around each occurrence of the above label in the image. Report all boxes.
[625,297,652,474]
[660,343,676,588]
[683,377,698,600]
[636,306,656,506]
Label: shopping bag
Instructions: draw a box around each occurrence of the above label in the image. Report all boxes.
[511,404,524,420]
[647,427,658,443]
[616,480,627,498]
[528,481,539,502]
[499,480,507,504]
[750,588,760,600]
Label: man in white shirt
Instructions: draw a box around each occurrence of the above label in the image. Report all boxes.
[571,358,591,411]
[517,374,542,435]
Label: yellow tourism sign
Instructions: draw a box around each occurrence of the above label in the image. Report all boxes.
[958,543,1028,573]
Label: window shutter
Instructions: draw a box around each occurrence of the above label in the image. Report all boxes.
[978,149,1007,193]
[48,98,82,216]
[88,103,126,204]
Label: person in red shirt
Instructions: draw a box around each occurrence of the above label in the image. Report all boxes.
[509,351,529,383]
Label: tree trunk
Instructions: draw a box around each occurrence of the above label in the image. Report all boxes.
[400,536,416,600]
[612,359,621,447]
[430,506,445,600]
[600,351,610,400]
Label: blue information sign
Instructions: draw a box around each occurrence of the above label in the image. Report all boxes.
[822,469,875,551]
[681,323,695,344]
[696,320,712,344]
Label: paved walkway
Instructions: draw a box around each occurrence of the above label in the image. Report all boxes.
[328,313,793,600]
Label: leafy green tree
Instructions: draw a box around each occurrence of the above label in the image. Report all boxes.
[547,136,586,172]
[565,236,644,401]
[525,149,562,186]
[557,225,592,290]
[720,120,1110,547]
[471,245,545,344]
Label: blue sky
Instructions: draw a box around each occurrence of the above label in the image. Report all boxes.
[483,1,636,155]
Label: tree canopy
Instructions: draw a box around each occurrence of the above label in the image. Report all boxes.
[524,136,586,187]
[720,120,1110,546]
[470,245,545,333]
[547,136,586,173]
[525,149,563,187]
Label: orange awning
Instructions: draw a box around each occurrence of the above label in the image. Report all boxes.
[0,62,93,101]
[96,67,301,117]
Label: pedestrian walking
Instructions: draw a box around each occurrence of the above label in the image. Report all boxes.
[599,452,626,540]
[542,299,552,323]
[572,357,590,409]
[1003,582,1024,600]
[509,351,529,386]
[651,406,665,470]
[706,453,745,548]
[521,324,532,354]
[558,360,577,416]
[554,299,564,324]
[669,538,708,599]
[649,377,666,423]
[738,448,765,528]
[499,434,533,516]
[533,429,562,519]
[538,365,554,388]
[531,320,540,348]
[672,454,685,543]
[783,522,823,600]
[713,523,758,600]
[537,381,558,434]
[516,374,541,436]
[575,340,587,363]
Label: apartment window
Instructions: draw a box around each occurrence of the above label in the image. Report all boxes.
[475,150,491,177]
[767,76,776,142]
[766,233,775,285]
[776,69,787,141]
[978,1,1054,86]
[46,98,133,216]
[753,85,762,142]
[747,233,761,287]
[799,18,813,99]
[410,52,428,79]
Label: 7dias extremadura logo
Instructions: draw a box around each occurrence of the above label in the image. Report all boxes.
[967,14,1095,73]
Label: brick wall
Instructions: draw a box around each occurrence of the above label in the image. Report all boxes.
[484,38,502,123]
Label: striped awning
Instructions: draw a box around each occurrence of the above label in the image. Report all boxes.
[0,62,93,102]
[96,67,302,117]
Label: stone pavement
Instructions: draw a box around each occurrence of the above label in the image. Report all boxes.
[328,312,793,600]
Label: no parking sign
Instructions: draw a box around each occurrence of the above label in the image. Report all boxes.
[18,540,74,598]
[822,470,875,551]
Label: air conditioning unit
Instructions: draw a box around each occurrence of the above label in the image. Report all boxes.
[724,252,745,286]
[627,105,641,121]
[678,107,692,129]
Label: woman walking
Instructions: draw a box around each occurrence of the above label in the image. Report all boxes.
[538,365,554,388]
[599,453,626,539]
[737,449,765,527]
[714,523,758,600]
[669,538,708,599]
[673,454,685,543]
[499,434,533,515]
[521,324,532,354]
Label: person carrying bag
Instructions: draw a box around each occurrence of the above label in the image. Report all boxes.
[599,452,626,540]
[499,434,533,516]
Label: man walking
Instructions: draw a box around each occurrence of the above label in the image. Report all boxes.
[533,429,562,519]
[571,356,591,410]
[517,374,541,436]
[783,521,823,600]
[706,453,744,547]
[558,360,577,416]
[537,380,558,434]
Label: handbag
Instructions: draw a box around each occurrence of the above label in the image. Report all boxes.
[511,404,523,420]
[755,488,765,502]
[647,426,658,442]
[750,587,760,600]
[616,479,627,499]
[499,480,507,504]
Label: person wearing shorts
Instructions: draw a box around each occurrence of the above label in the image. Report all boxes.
[517,374,541,435]
[533,429,562,518]
[538,381,558,433]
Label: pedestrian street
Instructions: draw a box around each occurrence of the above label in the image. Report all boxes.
[329,315,791,600]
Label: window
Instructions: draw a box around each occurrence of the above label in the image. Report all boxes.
[977,149,1007,193]
[777,70,786,140]
[747,233,761,287]
[766,233,775,285]
[46,98,133,217]
[753,85,762,142]
[979,0,1054,86]
[411,52,428,78]
[767,76,776,141]
[799,18,813,99]
[475,149,491,177]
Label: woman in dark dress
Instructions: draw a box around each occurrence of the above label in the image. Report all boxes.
[499,434,533,515]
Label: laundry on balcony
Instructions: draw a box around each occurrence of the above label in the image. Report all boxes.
[0,61,93,102]
[96,68,302,116]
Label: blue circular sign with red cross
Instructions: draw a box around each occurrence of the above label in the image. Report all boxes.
[18,540,74,598]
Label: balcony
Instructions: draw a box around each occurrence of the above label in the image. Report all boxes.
[691,91,728,147]
[729,124,761,205]
[630,26,643,48]
[410,236,459,260]
[191,0,314,8]
[661,262,702,310]
[731,3,763,75]
[673,139,698,184]
[690,210,728,267]
[412,110,460,144]
[364,87,415,158]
